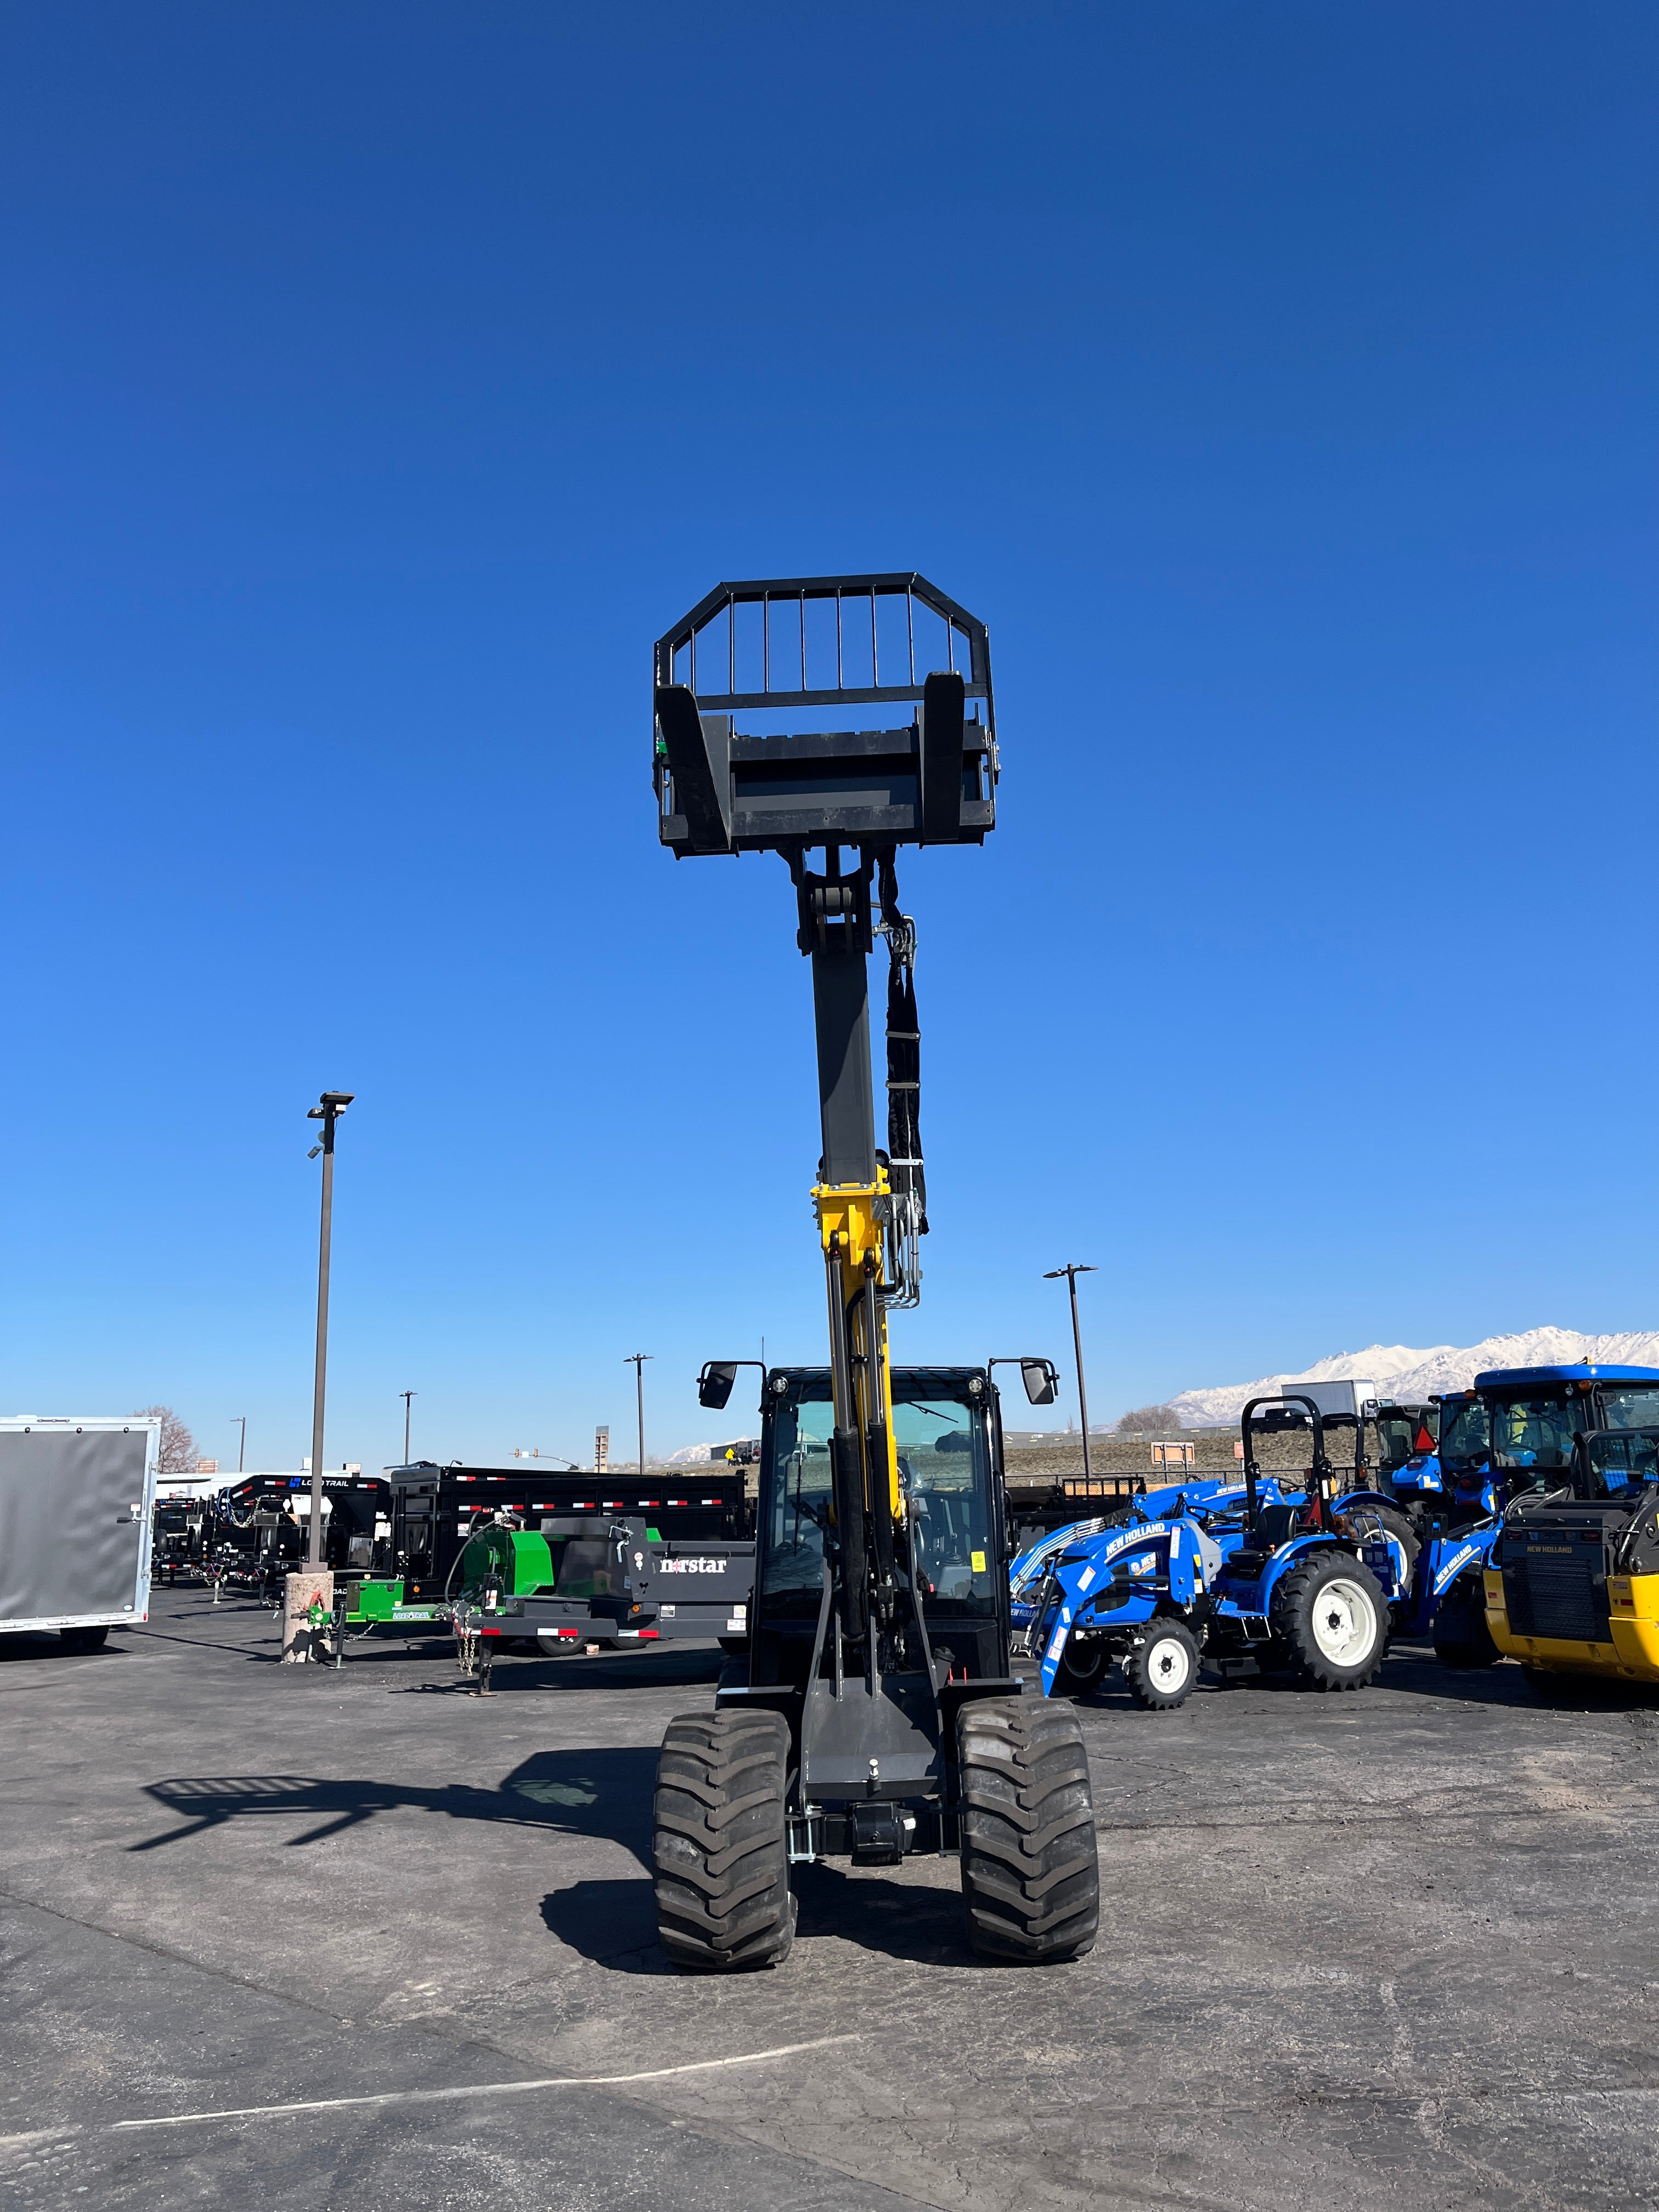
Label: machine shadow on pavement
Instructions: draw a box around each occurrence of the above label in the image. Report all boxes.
[133,1745,660,1858]
[540,1861,974,1975]
[376,1646,727,1694]
[791,1862,968,1965]
[540,1878,662,1970]
[0,1632,136,1664]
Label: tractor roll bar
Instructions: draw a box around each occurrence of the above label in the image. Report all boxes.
[1238,1394,1329,1534]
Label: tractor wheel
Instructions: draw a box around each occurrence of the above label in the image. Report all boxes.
[58,1626,108,1654]
[1432,1575,1500,1669]
[1123,1619,1199,1710]
[652,1708,795,1972]
[957,1696,1099,1965]
[1051,1637,1108,1697]
[1268,1551,1387,1691]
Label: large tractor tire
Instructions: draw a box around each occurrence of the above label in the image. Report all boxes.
[652,1708,795,1972]
[1268,1550,1387,1691]
[1431,1574,1500,1669]
[957,1696,1099,1965]
[1123,1618,1199,1710]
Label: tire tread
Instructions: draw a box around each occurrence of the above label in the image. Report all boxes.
[653,1708,794,1971]
[957,1696,1099,1964]
[1268,1550,1387,1691]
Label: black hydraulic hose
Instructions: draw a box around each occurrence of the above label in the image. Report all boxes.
[1613,1483,1659,1573]
[878,851,927,1239]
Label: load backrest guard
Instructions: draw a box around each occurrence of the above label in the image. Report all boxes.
[653,574,997,857]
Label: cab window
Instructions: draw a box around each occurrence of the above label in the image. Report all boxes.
[1438,1399,1489,1470]
[896,1394,995,1618]
[1489,1396,1577,1470]
[1580,1430,1659,1499]
[1599,1387,1659,1432]
[759,1389,834,1619]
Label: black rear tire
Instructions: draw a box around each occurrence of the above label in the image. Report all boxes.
[1432,1575,1500,1669]
[58,1626,108,1654]
[1268,1550,1387,1690]
[1357,1501,1421,1594]
[1051,1638,1108,1696]
[1123,1618,1199,1709]
[653,1708,795,1972]
[958,1696,1099,1964]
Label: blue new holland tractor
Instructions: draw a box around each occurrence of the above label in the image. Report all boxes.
[1030,1395,1404,1703]
[1022,1465,1297,1708]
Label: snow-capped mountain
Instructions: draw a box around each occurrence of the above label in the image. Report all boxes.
[1167,1328,1659,1427]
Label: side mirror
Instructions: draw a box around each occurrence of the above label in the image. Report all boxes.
[697,1361,737,1411]
[1022,1359,1059,1407]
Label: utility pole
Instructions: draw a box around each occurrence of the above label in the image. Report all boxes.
[1043,1263,1098,1480]
[400,1390,416,1466]
[304,1092,354,1568]
[232,1417,246,1474]
[625,1353,652,1482]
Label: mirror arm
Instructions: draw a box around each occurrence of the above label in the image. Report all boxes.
[696,1357,769,1412]
[988,1356,1061,1407]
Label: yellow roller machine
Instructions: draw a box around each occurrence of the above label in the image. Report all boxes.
[1477,1362,1659,1692]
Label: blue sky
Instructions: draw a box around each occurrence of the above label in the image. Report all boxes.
[3,3,1654,1469]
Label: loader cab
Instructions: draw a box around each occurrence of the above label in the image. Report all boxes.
[1480,1365,1659,1493]
[749,1364,1009,1689]
[1370,1403,1437,1479]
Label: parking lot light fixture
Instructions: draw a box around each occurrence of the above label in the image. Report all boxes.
[304,1091,354,1568]
[1043,1264,1098,1480]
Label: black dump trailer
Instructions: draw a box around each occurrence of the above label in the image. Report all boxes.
[211,1473,392,1594]
[388,1461,755,1651]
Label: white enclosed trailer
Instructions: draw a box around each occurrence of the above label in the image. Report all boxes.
[0,1417,160,1650]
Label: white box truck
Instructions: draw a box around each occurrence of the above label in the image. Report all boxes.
[0,1417,160,1650]
[1287,1378,1379,1423]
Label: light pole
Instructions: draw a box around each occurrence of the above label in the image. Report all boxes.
[1043,1263,1098,1480]
[304,1091,354,1568]
[625,1353,652,1481]
[232,1417,247,1474]
[400,1390,416,1466]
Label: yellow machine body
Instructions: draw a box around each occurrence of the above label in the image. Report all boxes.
[1484,1565,1659,1683]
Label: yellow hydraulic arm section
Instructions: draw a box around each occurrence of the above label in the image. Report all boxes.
[815,1167,901,1530]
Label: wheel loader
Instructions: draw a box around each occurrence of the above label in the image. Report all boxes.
[646,574,1101,1970]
